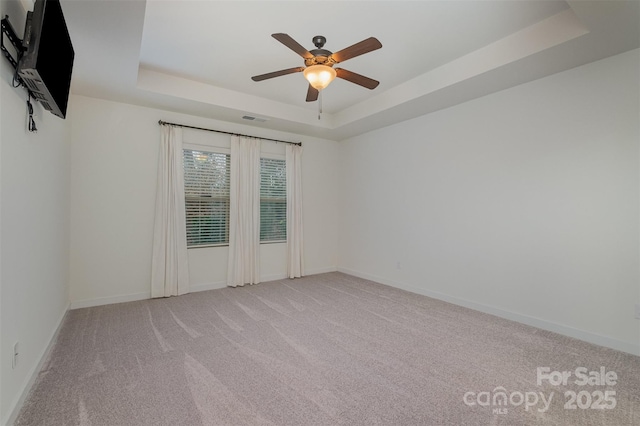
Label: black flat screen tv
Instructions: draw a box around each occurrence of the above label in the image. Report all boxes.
[17,0,74,119]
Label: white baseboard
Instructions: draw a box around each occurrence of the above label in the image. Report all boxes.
[306,266,339,275]
[261,267,338,283]
[261,273,288,283]
[68,266,340,309]
[4,302,70,426]
[69,291,150,310]
[337,267,640,357]
[190,281,226,293]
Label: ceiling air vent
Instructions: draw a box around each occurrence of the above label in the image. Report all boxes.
[242,115,268,123]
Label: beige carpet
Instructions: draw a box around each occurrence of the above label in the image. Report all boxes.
[15,272,640,425]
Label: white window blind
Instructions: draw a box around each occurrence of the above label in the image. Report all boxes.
[260,158,286,242]
[183,149,230,247]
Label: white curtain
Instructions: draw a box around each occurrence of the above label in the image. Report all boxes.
[286,144,304,278]
[227,135,261,287]
[151,125,190,297]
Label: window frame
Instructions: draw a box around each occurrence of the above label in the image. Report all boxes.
[183,145,231,249]
[259,153,287,244]
[182,145,288,249]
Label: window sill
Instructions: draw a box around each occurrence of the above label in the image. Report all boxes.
[188,243,229,249]
[187,240,286,249]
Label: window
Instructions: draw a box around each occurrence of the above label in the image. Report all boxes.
[260,157,286,242]
[183,149,230,247]
[183,150,285,246]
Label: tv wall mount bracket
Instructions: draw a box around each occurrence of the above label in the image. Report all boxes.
[2,16,26,78]
[2,15,38,131]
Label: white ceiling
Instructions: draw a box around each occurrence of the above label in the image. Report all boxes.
[62,0,639,141]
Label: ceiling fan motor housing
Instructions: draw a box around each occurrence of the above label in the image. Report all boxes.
[306,49,335,66]
[306,35,335,66]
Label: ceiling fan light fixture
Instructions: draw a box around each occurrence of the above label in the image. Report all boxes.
[303,65,336,90]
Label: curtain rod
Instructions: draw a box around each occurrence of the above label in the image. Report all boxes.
[158,120,302,146]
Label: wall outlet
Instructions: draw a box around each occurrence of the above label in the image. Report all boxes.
[12,342,19,369]
[635,304,640,320]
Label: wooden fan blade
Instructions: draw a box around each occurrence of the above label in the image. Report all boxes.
[251,67,305,81]
[335,68,379,89]
[330,37,382,63]
[306,85,319,102]
[272,33,314,59]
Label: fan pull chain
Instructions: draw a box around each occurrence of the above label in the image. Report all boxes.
[318,91,322,120]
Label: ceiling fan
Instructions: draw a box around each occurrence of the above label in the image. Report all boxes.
[251,33,382,102]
